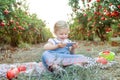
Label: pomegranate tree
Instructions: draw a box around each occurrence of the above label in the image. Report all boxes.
[68,0,120,41]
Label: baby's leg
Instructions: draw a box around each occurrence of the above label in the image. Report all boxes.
[56,54,89,66]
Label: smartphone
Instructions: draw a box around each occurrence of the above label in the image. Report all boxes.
[67,42,76,46]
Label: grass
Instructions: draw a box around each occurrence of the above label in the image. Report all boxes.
[11,65,104,80]
[0,64,101,80]
[1,40,120,80]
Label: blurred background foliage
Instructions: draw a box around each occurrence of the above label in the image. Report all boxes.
[68,0,120,42]
[0,0,120,47]
[0,0,53,47]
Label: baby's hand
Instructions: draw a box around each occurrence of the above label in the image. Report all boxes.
[57,42,66,48]
[72,42,78,49]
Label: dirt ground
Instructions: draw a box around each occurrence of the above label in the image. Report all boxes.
[0,41,120,79]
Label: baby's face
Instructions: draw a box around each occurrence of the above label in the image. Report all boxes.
[55,28,69,40]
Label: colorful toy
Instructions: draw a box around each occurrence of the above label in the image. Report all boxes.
[99,50,115,61]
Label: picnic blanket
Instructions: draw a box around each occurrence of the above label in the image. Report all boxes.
[0,62,46,79]
[0,61,118,80]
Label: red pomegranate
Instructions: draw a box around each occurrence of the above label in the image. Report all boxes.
[6,68,20,80]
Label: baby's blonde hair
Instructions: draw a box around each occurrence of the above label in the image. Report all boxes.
[54,20,69,33]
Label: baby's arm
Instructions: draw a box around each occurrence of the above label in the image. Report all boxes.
[43,42,58,50]
[44,42,66,50]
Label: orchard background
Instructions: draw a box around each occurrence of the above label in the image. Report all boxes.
[0,0,52,47]
[0,0,120,47]
[0,0,120,80]
[68,0,120,42]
